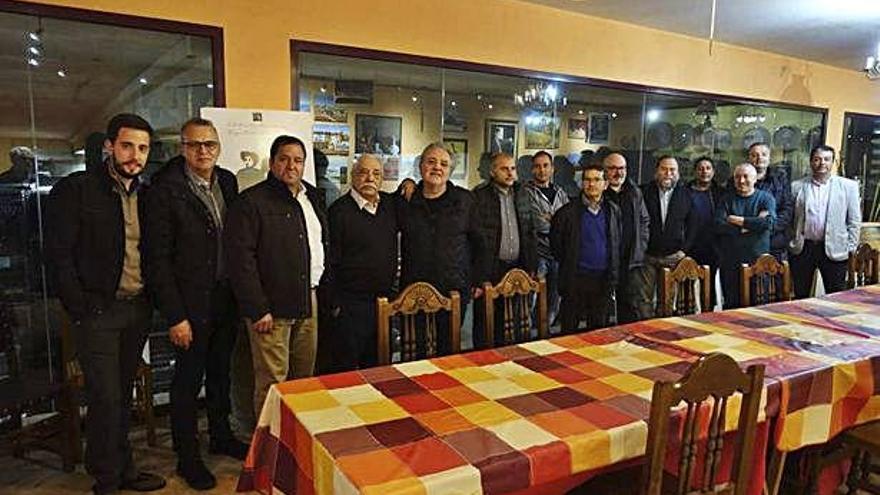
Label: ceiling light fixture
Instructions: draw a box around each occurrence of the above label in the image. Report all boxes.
[56,69,66,78]
[27,58,39,67]
[865,44,880,80]
[206,83,214,89]
[27,31,40,42]
[138,77,148,85]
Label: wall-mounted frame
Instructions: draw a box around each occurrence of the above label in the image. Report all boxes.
[444,138,468,180]
[485,120,517,155]
[355,114,402,155]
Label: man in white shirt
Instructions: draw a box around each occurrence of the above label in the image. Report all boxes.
[788,145,862,298]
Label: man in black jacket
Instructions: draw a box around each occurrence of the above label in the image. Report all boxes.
[326,154,399,370]
[47,114,165,494]
[688,157,724,306]
[225,135,327,417]
[640,155,696,316]
[472,152,538,347]
[602,152,650,323]
[399,142,486,354]
[144,118,246,490]
[551,164,622,333]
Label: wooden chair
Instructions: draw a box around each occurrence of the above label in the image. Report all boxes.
[658,257,711,317]
[482,268,547,348]
[61,311,157,447]
[377,282,461,365]
[847,242,880,289]
[642,353,765,495]
[740,254,792,306]
[0,303,80,471]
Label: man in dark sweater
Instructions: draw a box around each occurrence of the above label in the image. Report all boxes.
[687,156,724,306]
[640,155,696,316]
[602,152,650,323]
[715,163,777,309]
[326,155,399,370]
[472,152,538,347]
[550,164,622,333]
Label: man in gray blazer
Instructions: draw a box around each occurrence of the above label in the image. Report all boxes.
[789,145,862,298]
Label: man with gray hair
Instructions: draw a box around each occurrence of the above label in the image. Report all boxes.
[326,154,399,370]
[715,163,777,308]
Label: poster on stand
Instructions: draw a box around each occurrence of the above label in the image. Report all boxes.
[200,107,316,191]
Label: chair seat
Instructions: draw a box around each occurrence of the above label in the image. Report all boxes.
[0,369,63,413]
[843,420,880,457]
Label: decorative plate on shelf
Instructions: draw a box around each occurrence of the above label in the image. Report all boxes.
[742,126,771,150]
[646,122,673,149]
[672,124,694,151]
[773,125,802,151]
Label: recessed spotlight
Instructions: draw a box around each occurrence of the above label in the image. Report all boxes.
[450,100,457,107]
[206,83,214,89]
[27,32,40,42]
[319,85,327,93]
[647,109,661,122]
[138,77,148,85]
[27,58,39,67]
[578,109,584,115]
[57,69,67,78]
[27,46,41,56]
[488,103,494,110]
[611,112,618,118]
[476,94,483,101]
[411,94,418,102]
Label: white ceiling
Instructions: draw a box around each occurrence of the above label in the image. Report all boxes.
[521,0,880,71]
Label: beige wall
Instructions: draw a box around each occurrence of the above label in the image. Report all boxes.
[17,0,880,159]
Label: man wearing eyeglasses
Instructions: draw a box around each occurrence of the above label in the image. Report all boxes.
[325,154,399,370]
[225,135,327,418]
[144,118,246,490]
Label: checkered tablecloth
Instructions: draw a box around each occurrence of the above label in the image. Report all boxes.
[238,286,880,495]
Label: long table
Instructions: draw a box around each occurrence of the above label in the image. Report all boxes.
[238,286,880,495]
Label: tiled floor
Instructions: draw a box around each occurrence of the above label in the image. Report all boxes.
[0,417,246,494]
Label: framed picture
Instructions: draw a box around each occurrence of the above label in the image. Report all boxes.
[444,138,468,180]
[588,112,610,144]
[335,80,373,104]
[568,118,587,140]
[443,107,468,133]
[524,114,560,149]
[312,123,350,156]
[355,114,402,155]
[314,104,348,123]
[486,119,517,155]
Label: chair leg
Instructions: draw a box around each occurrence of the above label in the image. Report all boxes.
[136,364,157,447]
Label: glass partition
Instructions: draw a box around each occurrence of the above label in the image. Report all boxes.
[841,112,880,222]
[0,5,220,403]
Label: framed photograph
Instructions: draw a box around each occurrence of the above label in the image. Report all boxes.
[355,114,402,155]
[444,138,468,180]
[568,118,587,140]
[524,114,560,149]
[314,104,348,123]
[335,80,373,104]
[485,120,518,155]
[588,112,610,144]
[312,123,350,156]
[443,107,468,133]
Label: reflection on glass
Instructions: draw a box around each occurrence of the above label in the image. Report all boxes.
[0,9,215,395]
[842,113,880,222]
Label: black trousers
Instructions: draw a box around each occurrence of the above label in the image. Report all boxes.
[76,296,152,491]
[332,294,379,372]
[170,284,238,461]
[560,272,612,334]
[791,240,848,299]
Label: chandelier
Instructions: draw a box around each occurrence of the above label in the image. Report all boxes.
[514,82,567,111]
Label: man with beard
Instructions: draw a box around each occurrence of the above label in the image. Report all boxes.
[47,114,166,494]
[601,151,650,322]
[144,118,247,490]
[640,155,696,315]
[789,145,861,298]
[687,157,724,306]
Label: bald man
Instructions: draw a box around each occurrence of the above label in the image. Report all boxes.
[325,155,400,370]
[715,163,777,308]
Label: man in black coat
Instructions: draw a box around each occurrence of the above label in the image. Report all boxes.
[640,155,696,316]
[143,118,246,490]
[472,152,538,347]
[602,151,651,323]
[687,156,724,306]
[399,143,487,354]
[225,135,328,418]
[551,164,622,333]
[46,114,165,494]
[326,154,399,370]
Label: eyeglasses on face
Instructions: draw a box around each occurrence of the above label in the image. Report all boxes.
[183,140,220,152]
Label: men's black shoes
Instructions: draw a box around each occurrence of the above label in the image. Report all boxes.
[119,471,166,492]
[177,459,217,491]
[209,437,249,461]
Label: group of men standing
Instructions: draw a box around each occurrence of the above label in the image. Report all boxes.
[46,111,861,494]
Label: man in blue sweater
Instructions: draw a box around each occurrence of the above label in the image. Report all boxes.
[550,164,622,333]
[715,163,777,309]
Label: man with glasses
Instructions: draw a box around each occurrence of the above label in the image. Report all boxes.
[144,118,247,490]
[225,135,327,416]
[47,114,165,494]
[325,154,399,370]
[789,145,861,298]
[601,151,650,323]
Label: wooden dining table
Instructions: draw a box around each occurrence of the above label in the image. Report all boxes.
[237,285,880,495]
